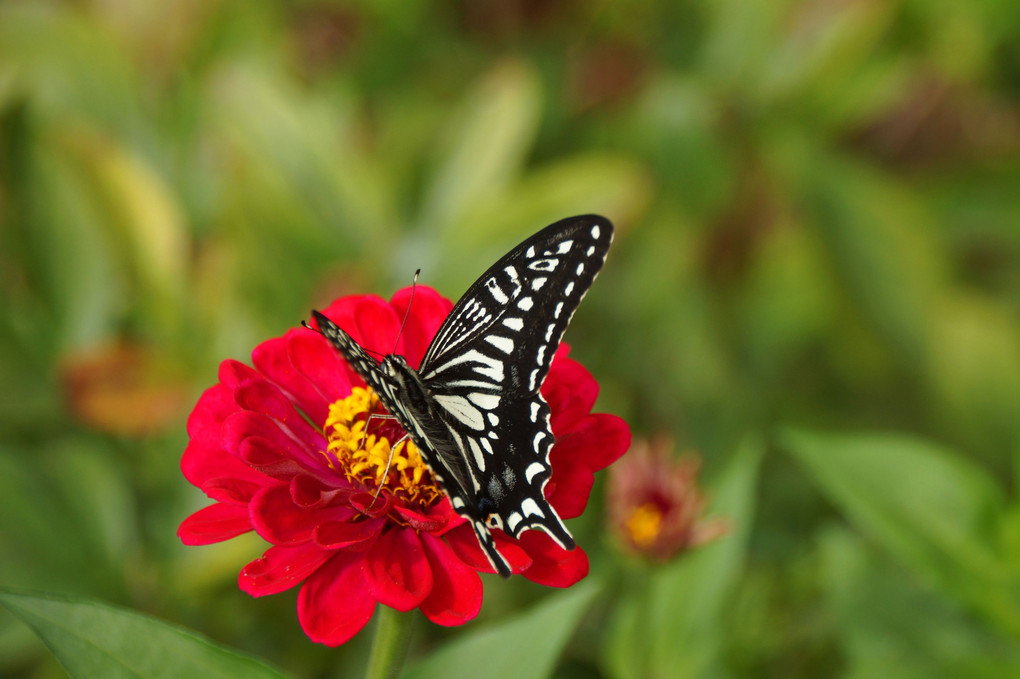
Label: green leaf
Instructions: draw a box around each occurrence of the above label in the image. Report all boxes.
[421,59,542,233]
[429,153,651,295]
[605,436,764,679]
[799,157,948,360]
[782,428,1020,638]
[822,528,1020,679]
[0,590,293,679]
[924,294,1020,456]
[402,581,599,679]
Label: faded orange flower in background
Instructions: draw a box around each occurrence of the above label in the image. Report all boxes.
[608,437,728,561]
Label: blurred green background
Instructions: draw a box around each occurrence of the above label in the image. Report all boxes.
[1,0,1019,677]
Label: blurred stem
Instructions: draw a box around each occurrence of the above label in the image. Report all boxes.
[364,606,414,679]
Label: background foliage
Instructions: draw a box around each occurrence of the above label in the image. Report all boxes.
[1,0,1018,677]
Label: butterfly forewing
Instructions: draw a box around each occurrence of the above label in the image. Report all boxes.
[418,216,613,542]
[312,215,613,578]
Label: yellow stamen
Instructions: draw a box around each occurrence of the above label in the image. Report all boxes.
[322,387,442,506]
[624,503,663,548]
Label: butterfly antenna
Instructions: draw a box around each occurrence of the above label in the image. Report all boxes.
[393,269,420,354]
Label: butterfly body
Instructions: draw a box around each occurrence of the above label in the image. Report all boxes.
[313,215,613,577]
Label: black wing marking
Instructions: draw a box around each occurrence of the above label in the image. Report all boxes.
[417,215,613,546]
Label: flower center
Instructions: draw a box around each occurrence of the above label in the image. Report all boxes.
[322,387,442,506]
[624,502,663,548]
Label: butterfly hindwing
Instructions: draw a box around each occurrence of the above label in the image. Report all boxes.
[312,215,613,577]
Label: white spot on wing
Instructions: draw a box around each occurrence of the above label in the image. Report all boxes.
[591,224,601,239]
[517,297,534,311]
[485,335,514,354]
[424,349,503,383]
[557,240,573,254]
[468,437,486,471]
[506,511,523,532]
[531,277,547,291]
[529,258,559,272]
[433,394,484,430]
[530,401,541,422]
[486,278,508,304]
[533,431,546,450]
[525,461,545,483]
[521,497,545,518]
[502,317,524,331]
[468,392,500,410]
[576,262,585,275]
[564,281,574,296]
[486,412,499,426]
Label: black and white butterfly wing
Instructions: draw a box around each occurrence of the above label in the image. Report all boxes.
[312,215,614,578]
[417,215,614,549]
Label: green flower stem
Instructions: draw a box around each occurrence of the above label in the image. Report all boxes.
[364,606,415,679]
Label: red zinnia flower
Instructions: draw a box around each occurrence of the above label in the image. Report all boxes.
[179,287,630,645]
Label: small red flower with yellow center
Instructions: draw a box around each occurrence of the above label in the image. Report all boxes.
[179,287,630,645]
[608,437,728,561]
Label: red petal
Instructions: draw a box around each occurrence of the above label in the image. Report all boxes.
[392,503,449,532]
[544,355,598,435]
[218,359,261,389]
[286,331,354,416]
[240,543,334,597]
[186,384,237,439]
[231,380,326,456]
[547,461,595,519]
[350,491,393,518]
[445,524,532,574]
[419,533,482,626]
[363,528,433,611]
[314,518,384,550]
[251,333,332,427]
[319,295,401,359]
[181,437,268,493]
[249,483,354,545]
[178,503,251,545]
[239,436,310,480]
[223,411,329,479]
[389,287,452,368]
[292,473,354,508]
[518,531,589,587]
[201,476,264,504]
[298,553,376,646]
[552,413,631,472]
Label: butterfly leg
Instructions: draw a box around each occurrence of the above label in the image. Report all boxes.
[371,434,408,503]
[358,412,398,451]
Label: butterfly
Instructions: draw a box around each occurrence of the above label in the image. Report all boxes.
[311,214,613,577]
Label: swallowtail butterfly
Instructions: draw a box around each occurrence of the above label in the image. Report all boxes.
[311,214,613,577]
